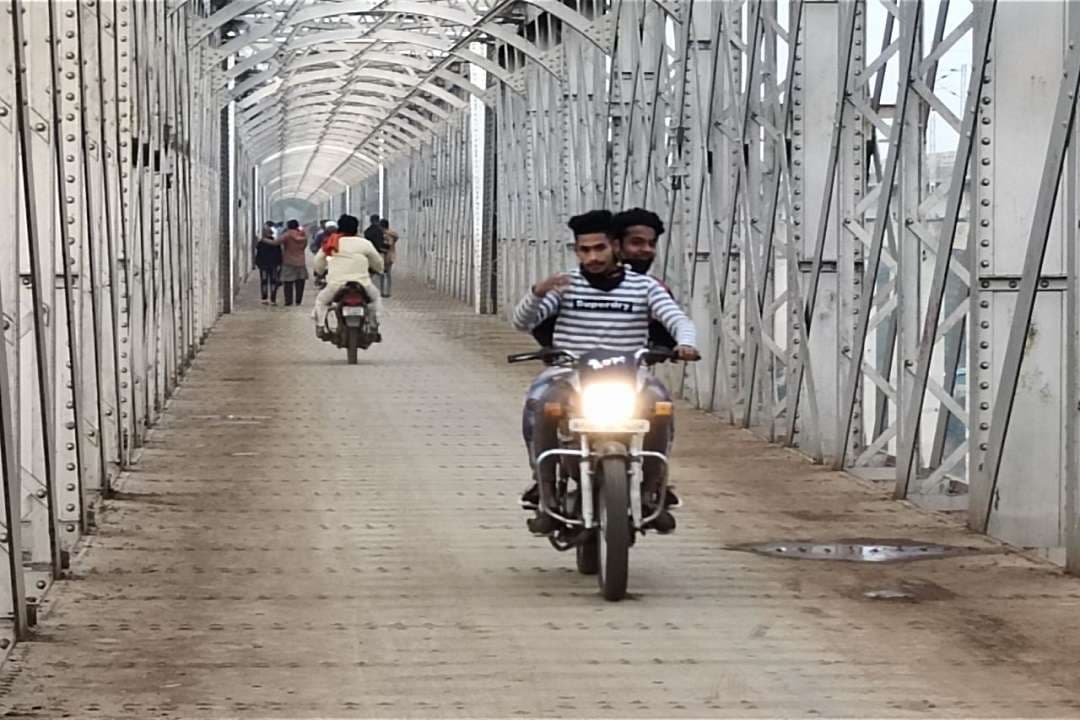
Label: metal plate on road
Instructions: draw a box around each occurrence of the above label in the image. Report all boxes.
[729,539,994,563]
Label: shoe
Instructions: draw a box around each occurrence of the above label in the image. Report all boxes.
[648,510,676,534]
[261,299,269,305]
[519,483,539,510]
[527,513,558,536]
[373,331,383,343]
[665,487,682,509]
[284,302,293,307]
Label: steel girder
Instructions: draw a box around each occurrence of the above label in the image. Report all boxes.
[378,0,1080,573]
[0,0,241,650]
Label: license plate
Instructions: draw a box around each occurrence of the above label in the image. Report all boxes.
[342,307,365,317]
[569,418,650,434]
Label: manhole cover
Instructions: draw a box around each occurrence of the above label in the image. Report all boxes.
[730,539,990,563]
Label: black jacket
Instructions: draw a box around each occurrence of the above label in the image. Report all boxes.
[364,224,386,252]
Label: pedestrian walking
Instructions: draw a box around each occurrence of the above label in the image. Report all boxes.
[255,221,283,305]
[379,218,399,298]
[280,219,309,306]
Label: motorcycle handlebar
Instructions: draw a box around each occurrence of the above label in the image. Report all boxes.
[506,348,576,365]
[507,347,691,365]
[638,347,675,363]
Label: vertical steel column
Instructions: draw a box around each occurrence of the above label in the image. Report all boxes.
[12,0,64,578]
[0,0,27,629]
[1069,2,1080,570]
[48,0,91,541]
[789,0,857,458]
[896,2,997,499]
[835,1,921,468]
[79,0,116,497]
[116,0,137,463]
[0,0,28,644]
[972,3,1080,546]
[0,284,27,638]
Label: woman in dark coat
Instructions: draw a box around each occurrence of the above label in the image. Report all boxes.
[255,222,283,304]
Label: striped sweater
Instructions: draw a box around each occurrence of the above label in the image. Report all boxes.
[512,269,696,353]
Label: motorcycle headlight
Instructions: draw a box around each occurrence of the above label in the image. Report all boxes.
[581,381,636,426]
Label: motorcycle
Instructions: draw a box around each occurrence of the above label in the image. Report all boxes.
[507,346,683,601]
[315,276,379,364]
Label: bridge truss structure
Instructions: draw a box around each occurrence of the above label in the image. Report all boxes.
[0,0,1078,651]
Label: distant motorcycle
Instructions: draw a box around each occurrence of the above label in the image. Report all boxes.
[508,346,685,601]
[315,274,379,364]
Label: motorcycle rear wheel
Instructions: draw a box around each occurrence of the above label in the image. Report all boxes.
[346,326,360,364]
[597,456,630,601]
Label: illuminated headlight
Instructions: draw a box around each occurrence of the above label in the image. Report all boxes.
[581,382,636,426]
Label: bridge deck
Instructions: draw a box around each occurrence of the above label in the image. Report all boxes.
[2,279,1079,718]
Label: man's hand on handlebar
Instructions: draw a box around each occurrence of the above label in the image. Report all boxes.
[532,273,572,297]
[675,345,701,362]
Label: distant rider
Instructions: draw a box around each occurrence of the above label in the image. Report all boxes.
[311,219,337,254]
[311,214,384,340]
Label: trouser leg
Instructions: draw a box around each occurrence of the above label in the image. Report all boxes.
[259,269,270,299]
[269,267,281,302]
[384,266,392,297]
[641,374,674,501]
[295,279,306,304]
[363,282,382,326]
[522,368,572,508]
[283,281,295,305]
[522,367,564,449]
[313,283,340,328]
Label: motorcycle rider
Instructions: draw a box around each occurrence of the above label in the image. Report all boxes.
[311,213,384,340]
[512,209,700,536]
[612,207,675,341]
[526,208,685,507]
[530,207,677,350]
[311,219,336,254]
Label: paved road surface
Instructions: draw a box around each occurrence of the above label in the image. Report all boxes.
[2,279,1079,718]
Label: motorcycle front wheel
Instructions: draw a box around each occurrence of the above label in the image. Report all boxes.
[596,456,630,600]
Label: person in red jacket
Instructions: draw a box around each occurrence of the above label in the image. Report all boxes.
[279,219,309,306]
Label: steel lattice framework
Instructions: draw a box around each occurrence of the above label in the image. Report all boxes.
[0,0,1079,658]
[303,0,1080,575]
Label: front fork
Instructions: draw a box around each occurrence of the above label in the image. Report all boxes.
[581,436,641,529]
[535,433,669,531]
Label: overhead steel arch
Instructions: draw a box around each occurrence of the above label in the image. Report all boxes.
[195,0,612,199]
[267,186,337,206]
[226,48,495,113]
[245,116,421,158]
[260,145,380,167]
[262,171,350,196]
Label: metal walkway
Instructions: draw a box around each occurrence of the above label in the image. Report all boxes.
[1,279,1079,718]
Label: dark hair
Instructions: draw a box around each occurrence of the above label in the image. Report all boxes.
[611,208,665,239]
[369,214,380,224]
[567,209,613,239]
[379,219,389,229]
[287,219,300,230]
[338,214,360,235]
